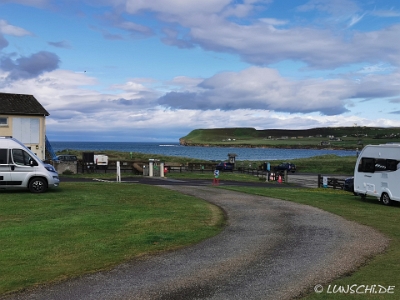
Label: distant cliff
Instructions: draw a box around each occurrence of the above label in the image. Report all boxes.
[179,127,400,149]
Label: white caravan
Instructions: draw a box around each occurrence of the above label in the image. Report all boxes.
[354,144,400,205]
[0,136,60,193]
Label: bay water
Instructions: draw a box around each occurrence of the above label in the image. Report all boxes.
[52,141,357,161]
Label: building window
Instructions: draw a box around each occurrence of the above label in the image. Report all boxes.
[0,117,8,126]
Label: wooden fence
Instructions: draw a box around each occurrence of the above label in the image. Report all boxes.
[77,160,145,174]
[317,174,346,189]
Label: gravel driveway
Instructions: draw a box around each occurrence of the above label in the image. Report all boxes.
[3,186,388,300]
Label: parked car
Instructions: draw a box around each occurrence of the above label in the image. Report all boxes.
[216,162,234,171]
[273,162,296,173]
[344,177,357,195]
[57,155,78,162]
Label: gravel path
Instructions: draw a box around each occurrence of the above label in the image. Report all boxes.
[3,186,389,300]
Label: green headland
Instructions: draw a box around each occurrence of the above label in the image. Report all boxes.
[179,126,400,149]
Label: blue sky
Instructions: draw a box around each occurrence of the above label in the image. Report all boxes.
[0,0,400,142]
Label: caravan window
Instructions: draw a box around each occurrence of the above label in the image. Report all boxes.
[375,159,399,172]
[358,157,399,173]
[358,157,375,173]
[387,159,398,171]
[375,159,387,171]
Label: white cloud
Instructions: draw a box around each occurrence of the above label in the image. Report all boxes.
[125,0,231,15]
[159,66,355,114]
[2,66,399,142]
[357,63,394,74]
[296,0,361,16]
[370,9,400,17]
[0,0,49,8]
[0,19,32,36]
[347,12,366,27]
[166,76,204,90]
[107,0,400,70]
[258,18,288,26]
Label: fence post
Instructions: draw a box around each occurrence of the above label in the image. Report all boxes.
[116,161,121,183]
[318,174,321,188]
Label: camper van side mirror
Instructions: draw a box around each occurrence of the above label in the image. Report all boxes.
[29,159,38,167]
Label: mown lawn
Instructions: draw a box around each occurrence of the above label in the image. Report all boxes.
[222,186,399,299]
[0,182,225,295]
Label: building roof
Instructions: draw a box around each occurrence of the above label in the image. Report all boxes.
[0,92,49,116]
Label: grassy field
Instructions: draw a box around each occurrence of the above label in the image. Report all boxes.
[236,154,358,174]
[222,186,399,299]
[0,182,224,295]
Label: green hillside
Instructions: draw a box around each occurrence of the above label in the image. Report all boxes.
[179,127,400,149]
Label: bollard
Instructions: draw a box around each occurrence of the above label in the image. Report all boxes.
[160,162,165,178]
[149,160,154,177]
[116,161,121,182]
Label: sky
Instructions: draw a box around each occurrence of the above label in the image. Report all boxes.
[0,0,400,142]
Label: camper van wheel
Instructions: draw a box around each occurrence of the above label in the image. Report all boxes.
[29,177,48,193]
[381,193,393,206]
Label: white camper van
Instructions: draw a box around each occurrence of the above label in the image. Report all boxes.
[354,144,400,205]
[0,137,60,193]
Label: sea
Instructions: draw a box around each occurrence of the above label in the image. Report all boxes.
[51,141,357,161]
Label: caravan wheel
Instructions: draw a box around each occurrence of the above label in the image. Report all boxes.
[381,193,393,206]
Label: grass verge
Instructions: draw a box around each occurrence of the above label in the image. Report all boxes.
[165,170,270,182]
[221,186,399,299]
[0,182,225,295]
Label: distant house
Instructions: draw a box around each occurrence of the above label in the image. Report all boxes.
[329,137,342,141]
[0,92,49,160]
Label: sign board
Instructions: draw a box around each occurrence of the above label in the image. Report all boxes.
[323,176,328,188]
[214,170,220,178]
